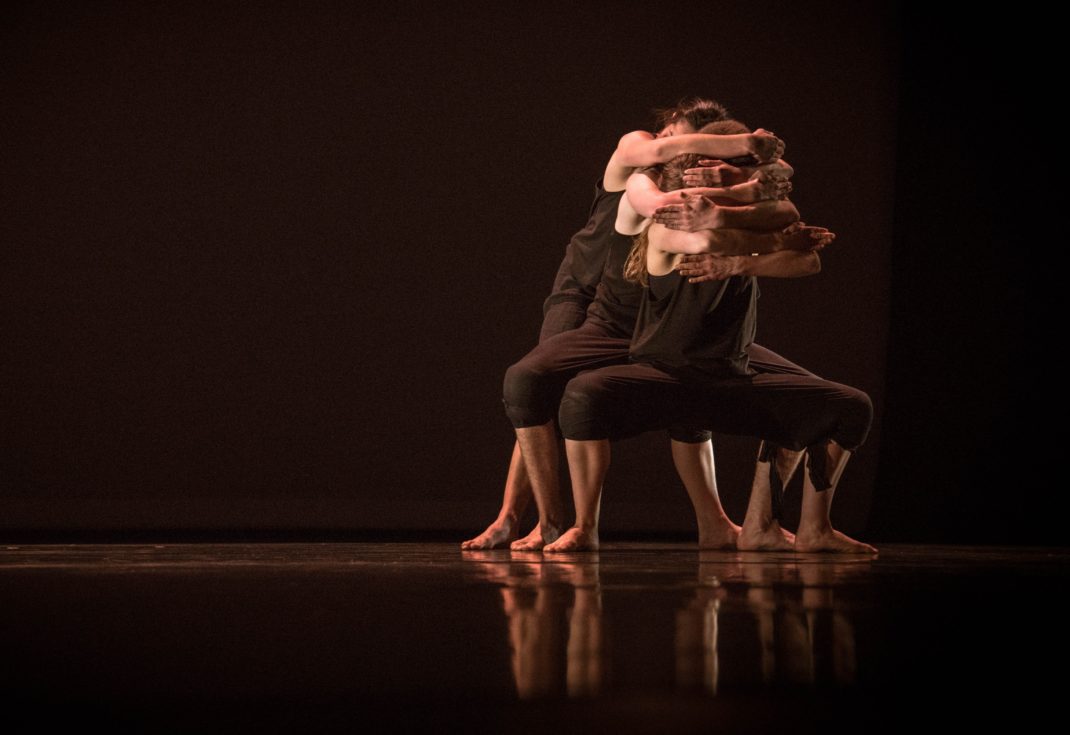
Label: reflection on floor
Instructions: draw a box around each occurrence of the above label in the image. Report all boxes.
[2,543,1066,731]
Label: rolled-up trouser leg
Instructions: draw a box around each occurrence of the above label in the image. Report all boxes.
[502,322,632,429]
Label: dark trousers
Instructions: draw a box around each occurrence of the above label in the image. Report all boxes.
[557,357,872,452]
[505,315,820,444]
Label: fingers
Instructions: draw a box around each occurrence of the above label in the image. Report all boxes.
[654,205,684,215]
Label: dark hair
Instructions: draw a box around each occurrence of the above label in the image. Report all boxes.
[653,97,730,132]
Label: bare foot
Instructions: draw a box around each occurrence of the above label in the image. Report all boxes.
[738,520,796,551]
[510,523,561,551]
[750,128,785,163]
[461,514,520,550]
[543,527,599,552]
[794,528,878,554]
[698,520,742,550]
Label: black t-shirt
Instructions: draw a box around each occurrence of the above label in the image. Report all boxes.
[629,269,757,377]
[543,180,633,316]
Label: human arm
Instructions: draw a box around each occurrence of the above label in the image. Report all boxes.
[652,222,832,257]
[624,171,727,218]
[675,250,822,283]
[683,158,795,187]
[605,129,784,190]
[653,195,801,232]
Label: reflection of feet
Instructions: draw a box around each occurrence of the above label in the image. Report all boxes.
[544,527,599,552]
[750,129,785,163]
[698,520,742,550]
[510,523,562,551]
[738,521,795,551]
[461,515,520,550]
[794,528,878,554]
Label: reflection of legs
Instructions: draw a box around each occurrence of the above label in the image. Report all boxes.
[501,583,569,699]
[512,422,566,550]
[675,592,721,694]
[738,444,804,551]
[794,441,877,553]
[544,439,608,552]
[462,442,532,550]
[561,563,603,696]
[671,439,740,549]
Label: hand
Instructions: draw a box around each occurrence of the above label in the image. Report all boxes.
[652,192,718,231]
[750,128,785,163]
[682,159,746,187]
[754,171,793,200]
[675,253,742,283]
[779,221,835,251]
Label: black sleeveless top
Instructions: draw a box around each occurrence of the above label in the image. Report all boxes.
[629,268,757,377]
[543,180,641,336]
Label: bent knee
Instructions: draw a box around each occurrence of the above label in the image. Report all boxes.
[502,360,548,404]
[559,378,613,440]
[837,386,873,448]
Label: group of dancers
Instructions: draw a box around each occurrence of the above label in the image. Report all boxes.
[462,97,876,555]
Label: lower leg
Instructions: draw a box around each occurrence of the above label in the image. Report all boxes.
[738,444,804,551]
[544,439,609,552]
[462,441,533,549]
[670,439,740,549]
[793,441,877,554]
[511,422,567,550]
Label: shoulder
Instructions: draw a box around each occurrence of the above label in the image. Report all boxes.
[617,130,656,148]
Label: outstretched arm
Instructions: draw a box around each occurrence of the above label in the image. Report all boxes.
[624,171,729,219]
[674,250,822,283]
[654,195,800,232]
[683,158,795,188]
[605,129,783,190]
[653,223,831,257]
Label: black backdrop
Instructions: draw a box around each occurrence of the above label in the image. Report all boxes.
[2,2,1038,543]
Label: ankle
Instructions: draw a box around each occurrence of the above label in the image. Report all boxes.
[796,520,832,537]
[496,510,520,526]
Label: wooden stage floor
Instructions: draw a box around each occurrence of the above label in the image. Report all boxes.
[2,542,1066,732]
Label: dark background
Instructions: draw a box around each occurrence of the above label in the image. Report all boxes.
[0,2,1045,543]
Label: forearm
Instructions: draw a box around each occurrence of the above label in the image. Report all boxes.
[714,200,800,231]
[735,250,821,278]
[651,133,753,163]
[703,229,784,255]
[626,172,721,218]
[616,132,753,168]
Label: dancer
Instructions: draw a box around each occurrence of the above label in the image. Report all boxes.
[548,127,875,554]
[463,99,822,551]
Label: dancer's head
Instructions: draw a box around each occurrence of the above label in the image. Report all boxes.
[654,97,730,137]
[624,119,750,286]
